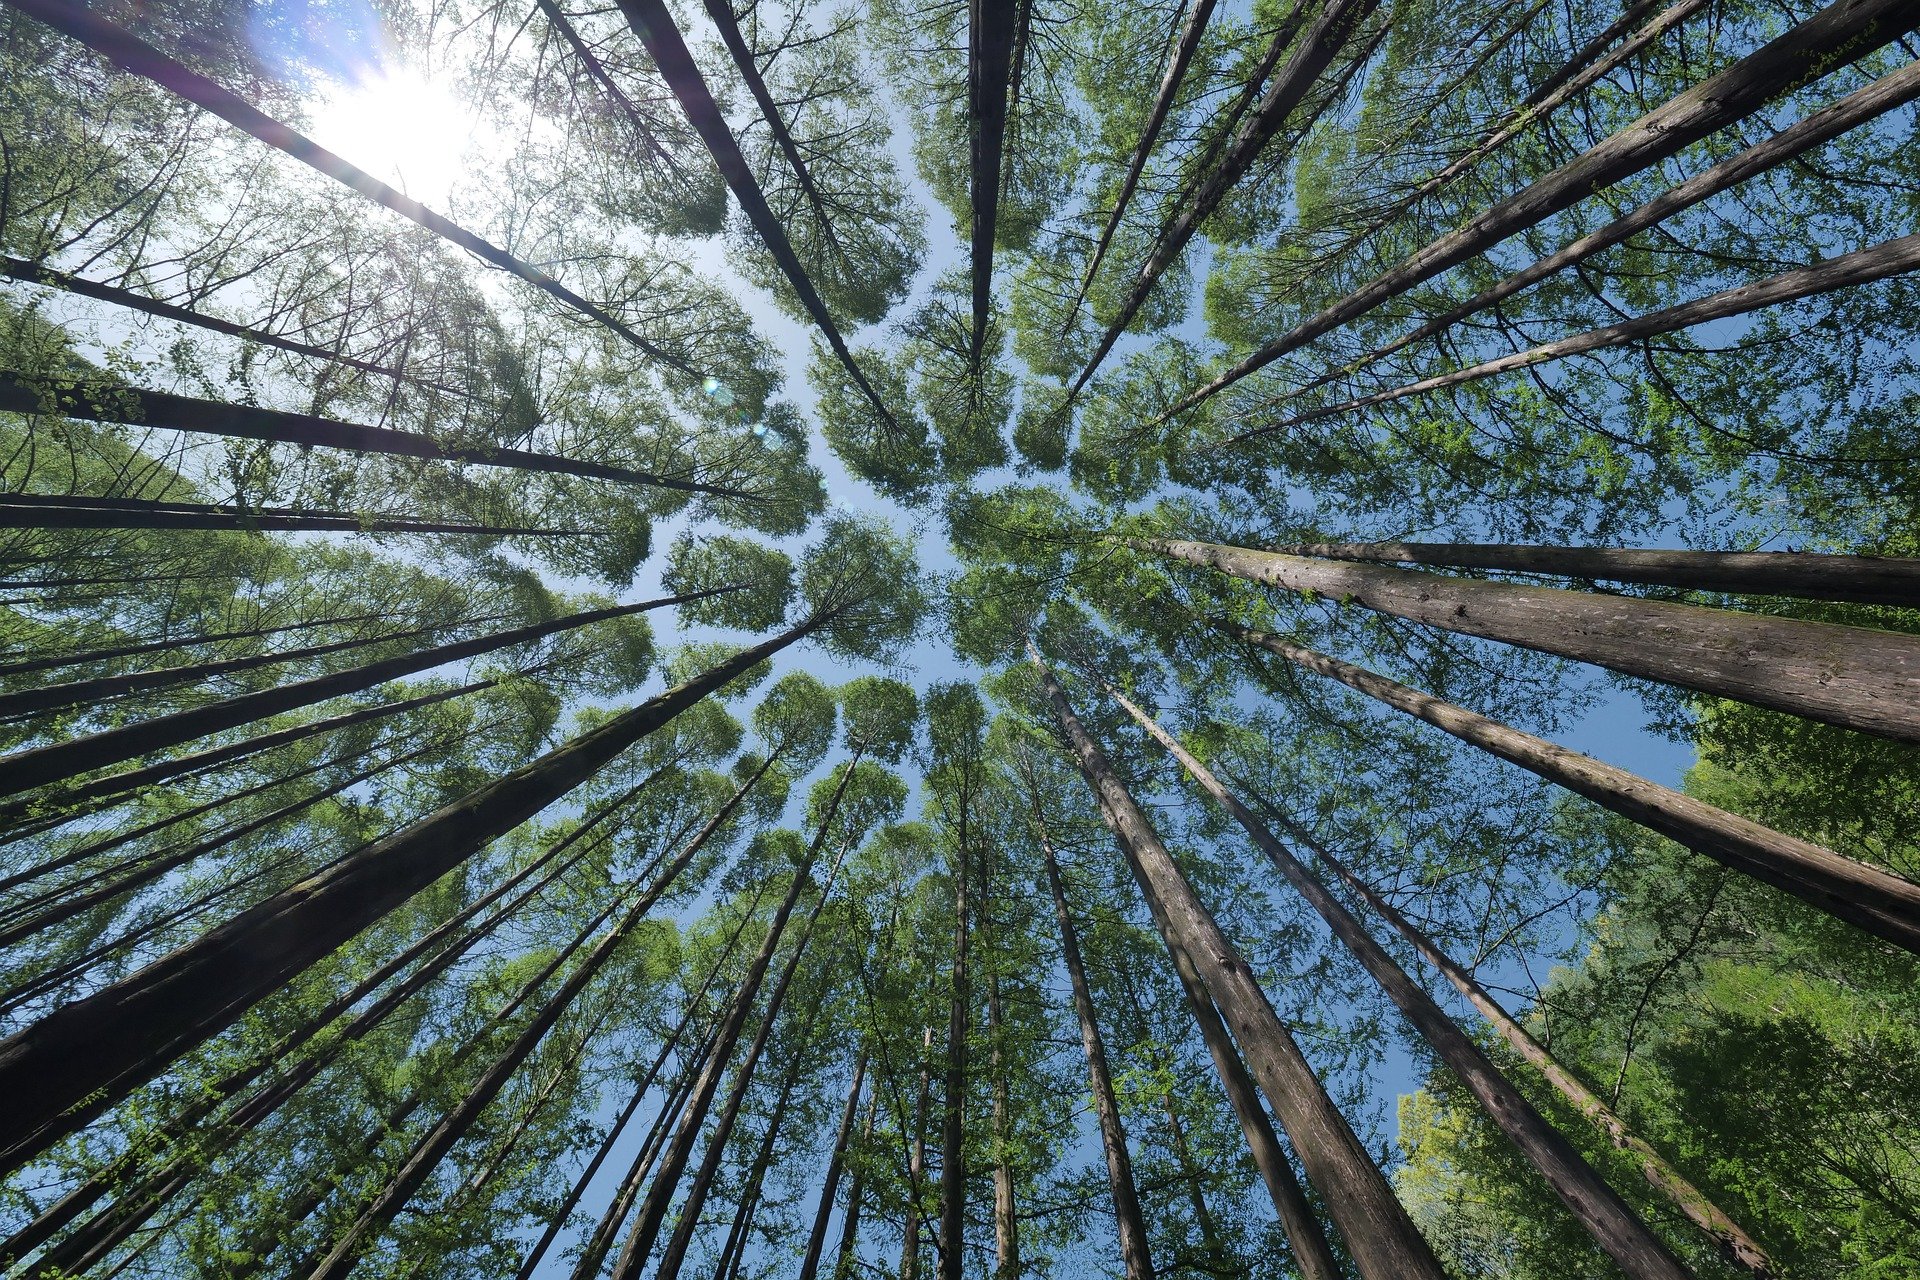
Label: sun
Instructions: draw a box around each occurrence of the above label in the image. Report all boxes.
[305,63,474,204]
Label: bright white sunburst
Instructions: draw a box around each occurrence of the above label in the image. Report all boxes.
[305,64,473,205]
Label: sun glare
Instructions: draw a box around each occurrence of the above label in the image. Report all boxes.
[306,65,473,204]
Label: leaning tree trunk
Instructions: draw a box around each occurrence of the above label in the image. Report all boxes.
[1110,685,1701,1280]
[0,609,832,1176]
[1275,802,1780,1278]
[1036,817,1156,1280]
[797,1052,870,1280]
[1172,0,1920,410]
[833,1089,880,1279]
[0,608,388,681]
[700,1003,822,1280]
[0,492,579,537]
[4,0,697,371]
[1032,646,1449,1280]
[1143,537,1920,745]
[0,589,719,800]
[967,0,1020,367]
[1221,620,1920,953]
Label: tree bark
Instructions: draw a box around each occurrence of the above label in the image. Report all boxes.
[0,374,738,494]
[0,590,714,800]
[1274,803,1780,1278]
[0,610,824,1176]
[0,609,388,680]
[1146,537,1920,745]
[1259,539,1920,608]
[797,1052,869,1280]
[967,0,1021,366]
[1032,646,1448,1280]
[900,1023,935,1280]
[1111,684,1698,1280]
[1174,0,1920,409]
[3,0,698,373]
[1220,620,1920,953]
[0,492,581,536]
[1036,818,1156,1280]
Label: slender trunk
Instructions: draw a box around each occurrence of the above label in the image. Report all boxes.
[1260,540,1920,609]
[0,615,458,720]
[1147,537,1920,745]
[1032,647,1447,1280]
[611,0,896,426]
[1175,0,1920,408]
[967,0,1021,366]
[0,679,491,833]
[901,1024,935,1280]
[0,256,462,393]
[1037,824,1155,1280]
[0,611,827,1176]
[1074,0,1381,391]
[606,756,863,1280]
[4,0,696,371]
[797,1052,868,1280]
[1248,232,1920,435]
[1222,621,1920,952]
[0,609,388,680]
[0,590,716,800]
[833,1090,879,1280]
[1112,686,1698,1280]
[0,374,733,494]
[0,493,581,536]
[1061,0,1220,333]
[1293,812,1776,1277]
[983,900,1019,1280]
[702,1005,820,1280]
[938,832,971,1280]
[1160,1093,1227,1271]
[301,758,768,1280]
[1263,56,1920,411]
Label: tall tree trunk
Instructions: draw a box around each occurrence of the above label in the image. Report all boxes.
[0,492,581,536]
[797,1052,869,1280]
[1279,801,1780,1277]
[1159,1093,1229,1274]
[1263,56,1920,410]
[1145,537,1920,745]
[611,0,898,426]
[1073,0,1382,392]
[1061,0,1221,334]
[1111,685,1700,1280]
[0,610,831,1175]
[1031,646,1448,1280]
[967,0,1021,366]
[0,609,389,681]
[900,1023,935,1280]
[703,1004,821,1280]
[3,0,699,372]
[938,827,972,1280]
[1035,820,1155,1280]
[0,374,735,493]
[1259,539,1920,608]
[1221,621,1920,953]
[983,886,1019,1280]
[833,1090,880,1280]
[0,590,718,800]
[1172,0,1920,410]
[606,757,863,1280]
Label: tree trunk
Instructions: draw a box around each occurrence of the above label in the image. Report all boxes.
[967,0,1021,366]
[938,826,972,1280]
[901,1023,935,1280]
[1111,685,1699,1280]
[1265,56,1920,410]
[1146,537,1920,745]
[833,1089,879,1280]
[1032,646,1447,1280]
[4,0,698,373]
[1259,539,1920,609]
[797,1052,869,1280]
[606,756,863,1280]
[0,590,716,800]
[1037,819,1155,1280]
[0,609,389,680]
[1174,0,1920,408]
[0,611,827,1176]
[0,374,735,494]
[0,492,580,536]
[1221,621,1920,953]
[1279,803,1779,1278]
[1073,0,1381,391]
[703,1005,820,1280]
[983,878,1020,1280]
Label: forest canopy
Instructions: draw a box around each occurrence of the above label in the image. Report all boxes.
[1,1,1918,1278]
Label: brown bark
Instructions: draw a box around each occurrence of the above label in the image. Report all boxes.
[1036,818,1156,1280]
[1032,646,1448,1280]
[1147,537,1920,745]
[0,610,822,1176]
[1260,539,1920,608]
[1111,685,1697,1280]
[0,591,710,800]
[1274,804,1780,1278]
[0,374,739,495]
[1174,0,1920,409]
[797,1052,869,1280]
[1221,620,1920,953]
[3,0,697,372]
